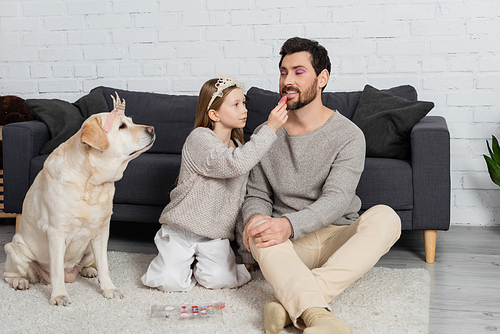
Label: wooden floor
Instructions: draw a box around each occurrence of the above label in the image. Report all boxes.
[0,218,499,334]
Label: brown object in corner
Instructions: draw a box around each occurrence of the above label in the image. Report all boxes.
[0,95,35,125]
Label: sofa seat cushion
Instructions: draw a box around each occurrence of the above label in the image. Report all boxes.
[111,204,164,224]
[114,153,181,206]
[93,87,198,155]
[30,153,181,207]
[356,157,413,211]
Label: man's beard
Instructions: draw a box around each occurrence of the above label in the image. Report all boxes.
[283,78,318,111]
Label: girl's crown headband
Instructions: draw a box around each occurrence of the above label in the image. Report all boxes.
[103,92,126,133]
[206,75,245,111]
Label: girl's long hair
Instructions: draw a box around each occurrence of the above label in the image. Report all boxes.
[194,78,245,144]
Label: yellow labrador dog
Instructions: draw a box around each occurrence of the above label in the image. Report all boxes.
[3,93,155,306]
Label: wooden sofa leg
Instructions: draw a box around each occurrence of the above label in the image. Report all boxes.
[423,230,437,263]
[15,214,21,233]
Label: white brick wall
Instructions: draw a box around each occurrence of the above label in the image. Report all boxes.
[1,0,500,226]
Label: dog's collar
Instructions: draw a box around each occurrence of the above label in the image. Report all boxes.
[103,92,126,133]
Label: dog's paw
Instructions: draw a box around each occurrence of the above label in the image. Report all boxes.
[80,266,98,278]
[5,277,30,291]
[102,288,124,300]
[50,294,71,306]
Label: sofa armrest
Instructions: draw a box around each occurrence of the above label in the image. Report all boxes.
[411,116,451,230]
[3,121,50,213]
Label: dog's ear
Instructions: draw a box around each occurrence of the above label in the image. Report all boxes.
[81,117,110,151]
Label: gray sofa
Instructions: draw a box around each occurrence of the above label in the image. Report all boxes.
[2,85,450,263]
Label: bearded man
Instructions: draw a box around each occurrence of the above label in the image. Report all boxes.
[237,37,401,334]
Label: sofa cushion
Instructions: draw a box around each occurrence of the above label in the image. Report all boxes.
[244,85,420,142]
[114,153,182,206]
[25,88,109,154]
[244,87,280,141]
[111,204,164,224]
[322,85,419,120]
[244,87,363,137]
[29,153,181,207]
[352,85,434,160]
[321,91,362,120]
[356,157,413,211]
[93,87,198,155]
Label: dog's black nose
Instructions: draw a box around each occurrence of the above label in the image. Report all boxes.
[146,126,154,135]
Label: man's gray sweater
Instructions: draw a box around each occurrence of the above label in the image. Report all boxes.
[237,111,366,263]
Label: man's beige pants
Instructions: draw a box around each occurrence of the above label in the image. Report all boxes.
[249,204,401,329]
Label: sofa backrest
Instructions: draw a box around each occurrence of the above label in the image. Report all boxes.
[93,86,198,154]
[94,85,418,151]
[244,85,417,142]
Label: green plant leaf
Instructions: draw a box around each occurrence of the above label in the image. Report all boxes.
[492,135,500,163]
[484,154,500,187]
[487,142,497,164]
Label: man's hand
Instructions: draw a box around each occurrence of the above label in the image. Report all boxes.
[243,214,292,251]
[243,214,271,251]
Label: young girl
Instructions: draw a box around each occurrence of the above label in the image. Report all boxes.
[141,76,288,291]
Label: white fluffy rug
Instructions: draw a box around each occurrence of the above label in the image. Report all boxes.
[0,252,430,334]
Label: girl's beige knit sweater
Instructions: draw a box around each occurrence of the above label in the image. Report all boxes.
[159,125,277,240]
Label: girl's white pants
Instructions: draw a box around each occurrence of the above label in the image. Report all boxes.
[141,224,251,291]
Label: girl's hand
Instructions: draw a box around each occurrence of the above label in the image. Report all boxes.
[266,96,288,132]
